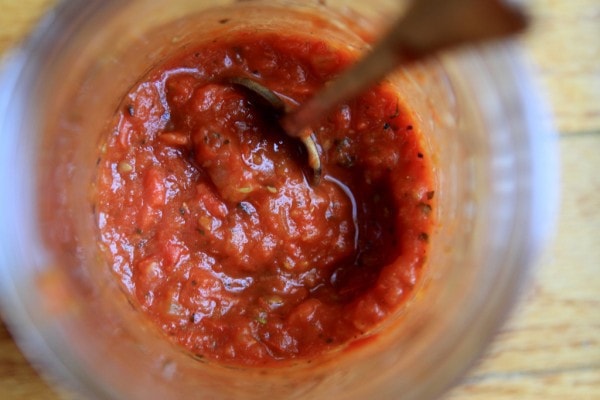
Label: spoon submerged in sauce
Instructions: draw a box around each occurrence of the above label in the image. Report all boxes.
[228,76,323,182]
[231,0,527,184]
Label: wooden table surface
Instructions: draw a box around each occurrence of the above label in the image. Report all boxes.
[1,0,598,399]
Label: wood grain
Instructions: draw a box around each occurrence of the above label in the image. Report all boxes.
[0,0,54,53]
[522,0,600,134]
[1,0,599,399]
[0,325,59,399]
[444,133,600,399]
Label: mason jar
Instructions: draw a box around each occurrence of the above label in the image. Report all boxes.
[0,1,557,399]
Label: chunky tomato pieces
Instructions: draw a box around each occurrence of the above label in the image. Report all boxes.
[94,32,434,365]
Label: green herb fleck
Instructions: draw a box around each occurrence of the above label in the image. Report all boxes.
[237,187,253,194]
[390,102,400,118]
[118,162,133,173]
[418,203,432,216]
[255,311,268,325]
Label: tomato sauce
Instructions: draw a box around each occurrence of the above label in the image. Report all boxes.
[94,30,435,366]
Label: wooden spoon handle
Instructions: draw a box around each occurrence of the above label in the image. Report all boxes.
[282,0,528,137]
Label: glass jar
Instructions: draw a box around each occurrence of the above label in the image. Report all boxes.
[0,1,557,399]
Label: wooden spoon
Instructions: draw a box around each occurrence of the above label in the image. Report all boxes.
[232,0,527,184]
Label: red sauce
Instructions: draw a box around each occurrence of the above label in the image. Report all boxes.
[94,31,435,366]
